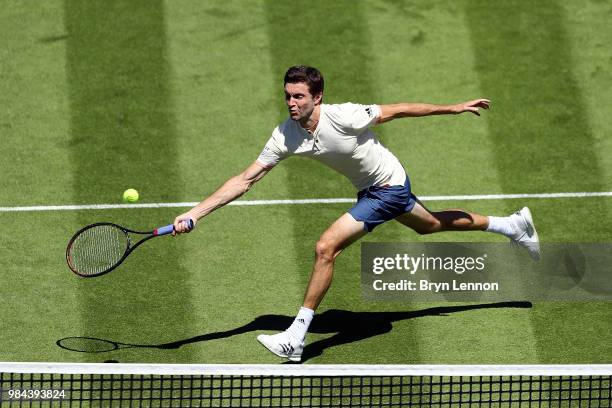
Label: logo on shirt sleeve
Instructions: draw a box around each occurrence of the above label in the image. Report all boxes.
[365,107,373,117]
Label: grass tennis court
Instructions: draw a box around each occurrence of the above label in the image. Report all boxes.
[1,0,611,366]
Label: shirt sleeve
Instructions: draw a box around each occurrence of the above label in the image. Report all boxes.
[256,126,288,168]
[331,103,381,134]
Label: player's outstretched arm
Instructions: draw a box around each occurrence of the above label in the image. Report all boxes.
[173,161,271,234]
[377,99,490,123]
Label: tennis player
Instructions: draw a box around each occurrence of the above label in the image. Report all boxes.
[173,65,539,362]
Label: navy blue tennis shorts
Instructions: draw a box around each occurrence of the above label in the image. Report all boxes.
[348,175,417,232]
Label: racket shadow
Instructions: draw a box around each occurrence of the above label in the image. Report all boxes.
[56,301,532,361]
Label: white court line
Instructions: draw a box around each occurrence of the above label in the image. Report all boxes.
[1,191,611,212]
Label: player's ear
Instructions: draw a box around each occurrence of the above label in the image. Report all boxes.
[313,92,323,105]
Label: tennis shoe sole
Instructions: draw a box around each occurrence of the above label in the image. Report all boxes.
[257,332,304,362]
[510,207,541,261]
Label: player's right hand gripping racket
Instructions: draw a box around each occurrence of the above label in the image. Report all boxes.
[66,220,193,278]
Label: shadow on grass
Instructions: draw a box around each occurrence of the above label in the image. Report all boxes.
[57,301,532,363]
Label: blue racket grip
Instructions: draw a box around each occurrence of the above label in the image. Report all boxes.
[154,219,194,236]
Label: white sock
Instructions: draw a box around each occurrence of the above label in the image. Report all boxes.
[286,307,314,342]
[486,216,516,238]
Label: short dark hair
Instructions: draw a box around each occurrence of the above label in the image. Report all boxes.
[284,65,324,97]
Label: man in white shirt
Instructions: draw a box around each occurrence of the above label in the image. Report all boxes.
[173,66,539,362]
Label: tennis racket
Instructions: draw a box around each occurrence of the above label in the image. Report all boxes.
[66,219,193,278]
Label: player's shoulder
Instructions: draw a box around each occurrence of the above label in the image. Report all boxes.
[275,118,300,138]
[323,103,378,126]
[324,102,358,114]
[269,118,302,148]
[324,102,376,117]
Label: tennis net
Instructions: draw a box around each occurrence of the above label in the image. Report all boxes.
[1,363,610,407]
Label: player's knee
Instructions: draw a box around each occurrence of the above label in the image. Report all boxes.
[315,239,336,260]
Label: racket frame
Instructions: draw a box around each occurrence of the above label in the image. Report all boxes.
[66,222,160,278]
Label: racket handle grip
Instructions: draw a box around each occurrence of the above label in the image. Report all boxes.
[154,219,194,236]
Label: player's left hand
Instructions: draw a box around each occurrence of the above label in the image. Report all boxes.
[456,99,491,116]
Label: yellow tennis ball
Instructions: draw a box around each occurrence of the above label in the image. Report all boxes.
[123,188,139,203]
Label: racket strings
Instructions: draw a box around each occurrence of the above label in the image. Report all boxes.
[69,225,129,275]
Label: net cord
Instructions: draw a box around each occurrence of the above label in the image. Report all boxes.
[1,363,611,377]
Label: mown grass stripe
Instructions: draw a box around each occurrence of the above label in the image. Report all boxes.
[465,1,605,195]
[465,0,610,365]
[262,0,421,363]
[64,0,195,362]
[263,0,385,332]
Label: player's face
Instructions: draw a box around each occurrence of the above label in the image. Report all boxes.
[284,82,321,122]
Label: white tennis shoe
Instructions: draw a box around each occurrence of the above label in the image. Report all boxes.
[509,207,541,260]
[257,331,304,362]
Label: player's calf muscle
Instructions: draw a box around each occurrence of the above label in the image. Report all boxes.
[434,210,487,231]
[413,220,442,235]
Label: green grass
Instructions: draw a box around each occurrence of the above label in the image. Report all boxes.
[0,0,610,365]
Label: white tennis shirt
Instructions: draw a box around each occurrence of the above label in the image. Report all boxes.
[256,103,406,191]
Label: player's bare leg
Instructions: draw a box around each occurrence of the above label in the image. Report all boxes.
[257,213,367,361]
[302,213,368,310]
[395,200,488,233]
[396,200,540,259]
